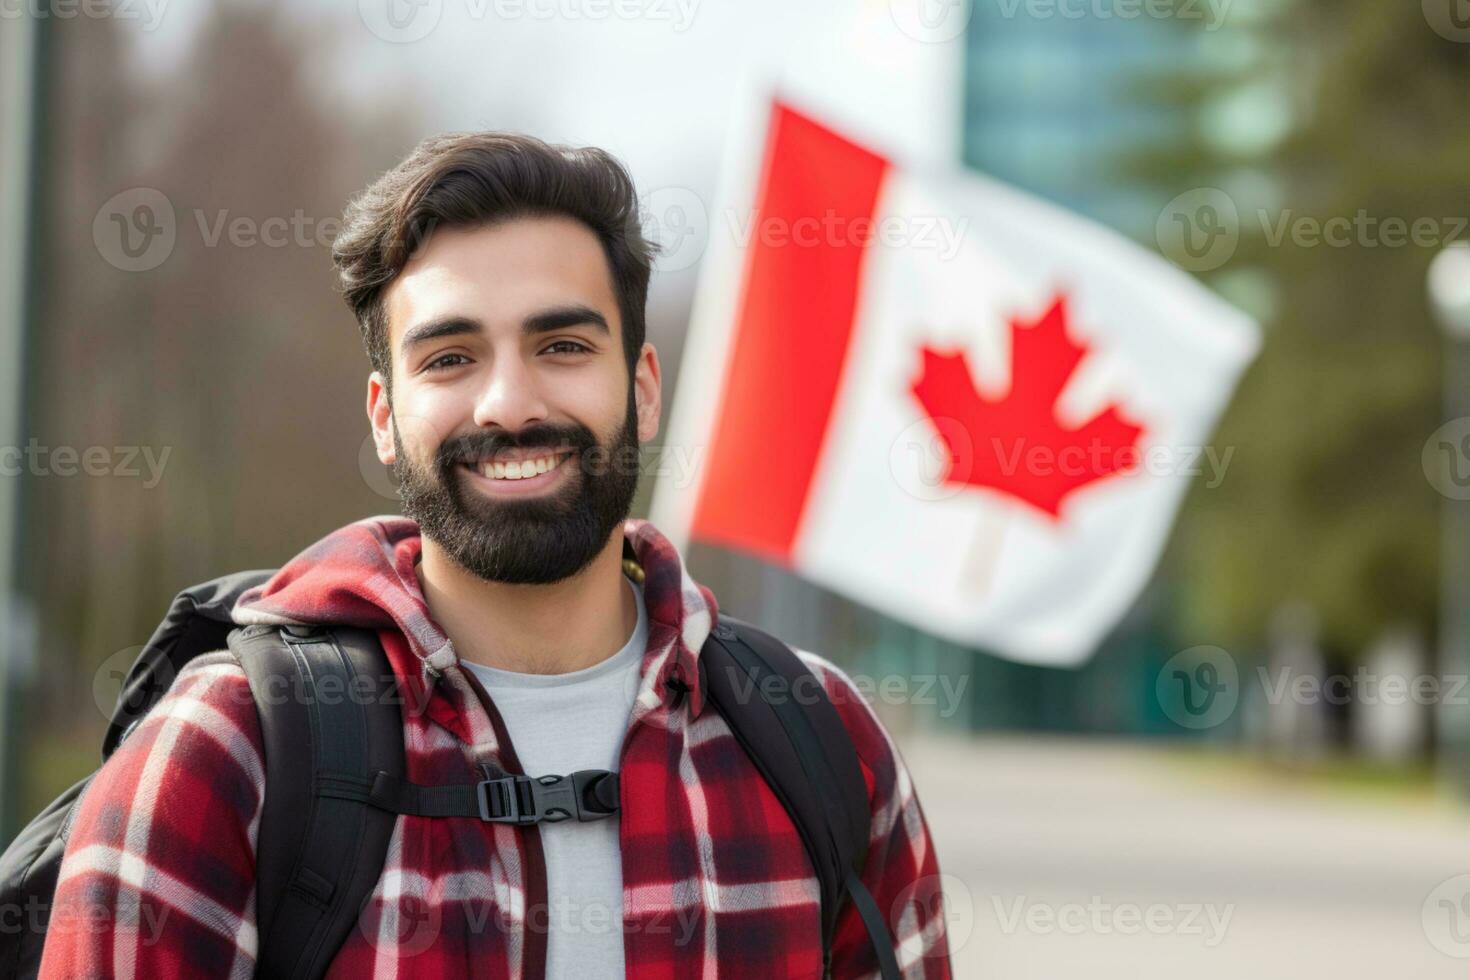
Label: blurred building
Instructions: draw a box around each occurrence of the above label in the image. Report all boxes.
[963,4,1196,239]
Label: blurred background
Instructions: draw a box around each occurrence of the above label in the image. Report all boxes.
[3,0,1470,976]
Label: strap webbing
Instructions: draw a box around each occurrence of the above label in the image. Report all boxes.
[237,626,401,979]
[844,869,904,980]
[318,768,621,825]
[706,622,902,980]
[318,771,479,818]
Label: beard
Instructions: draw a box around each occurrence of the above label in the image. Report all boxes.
[390,395,640,585]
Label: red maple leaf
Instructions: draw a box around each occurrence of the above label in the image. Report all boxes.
[908,293,1147,519]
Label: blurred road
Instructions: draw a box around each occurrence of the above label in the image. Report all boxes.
[900,734,1470,979]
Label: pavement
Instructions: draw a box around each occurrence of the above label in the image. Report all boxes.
[898,733,1470,979]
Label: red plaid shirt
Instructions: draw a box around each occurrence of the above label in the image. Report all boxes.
[40,516,951,978]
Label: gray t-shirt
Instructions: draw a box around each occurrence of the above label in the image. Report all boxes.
[460,574,647,980]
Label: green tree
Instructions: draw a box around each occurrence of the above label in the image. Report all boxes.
[1131,1,1464,661]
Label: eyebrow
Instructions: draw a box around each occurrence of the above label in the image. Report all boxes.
[398,304,610,358]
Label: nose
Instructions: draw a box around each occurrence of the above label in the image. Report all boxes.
[471,352,552,432]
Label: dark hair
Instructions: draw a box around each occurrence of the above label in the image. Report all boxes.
[331,132,656,391]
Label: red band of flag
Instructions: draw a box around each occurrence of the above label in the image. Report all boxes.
[689,101,890,565]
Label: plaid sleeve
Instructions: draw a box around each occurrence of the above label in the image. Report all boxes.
[797,651,953,979]
[39,651,265,980]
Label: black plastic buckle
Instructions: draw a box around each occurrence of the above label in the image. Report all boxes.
[476,769,617,825]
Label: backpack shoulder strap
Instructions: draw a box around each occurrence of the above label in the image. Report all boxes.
[699,615,900,980]
[230,623,405,980]
[103,570,277,758]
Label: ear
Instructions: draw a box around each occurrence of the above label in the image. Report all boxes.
[367,371,396,465]
[632,342,662,444]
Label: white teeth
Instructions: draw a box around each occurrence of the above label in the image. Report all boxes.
[478,454,564,481]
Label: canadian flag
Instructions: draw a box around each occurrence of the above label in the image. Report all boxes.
[651,98,1260,666]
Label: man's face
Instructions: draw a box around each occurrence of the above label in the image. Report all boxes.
[366,215,661,584]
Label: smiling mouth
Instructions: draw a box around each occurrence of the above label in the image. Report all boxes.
[459,450,576,483]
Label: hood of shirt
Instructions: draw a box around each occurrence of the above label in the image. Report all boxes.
[229,514,721,731]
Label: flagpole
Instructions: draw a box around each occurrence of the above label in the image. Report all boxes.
[0,8,47,841]
[1430,243,1470,799]
[958,506,1010,600]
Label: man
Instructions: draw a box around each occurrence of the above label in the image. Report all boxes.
[39,133,951,978]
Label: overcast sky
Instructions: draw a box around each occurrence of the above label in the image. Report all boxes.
[125,0,964,356]
[133,0,963,190]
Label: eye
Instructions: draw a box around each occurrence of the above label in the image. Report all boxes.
[425,353,470,372]
[543,340,591,356]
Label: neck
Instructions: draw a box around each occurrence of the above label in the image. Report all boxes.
[416,529,638,675]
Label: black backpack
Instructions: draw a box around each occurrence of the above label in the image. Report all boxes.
[0,570,901,979]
